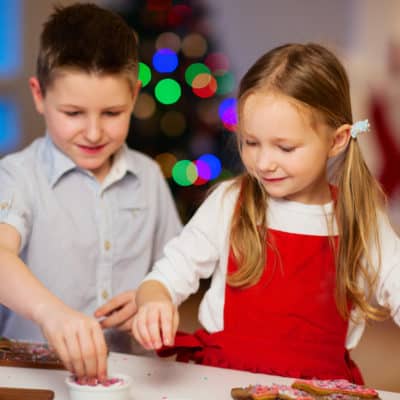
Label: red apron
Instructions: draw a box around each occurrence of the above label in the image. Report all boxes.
[159,229,363,383]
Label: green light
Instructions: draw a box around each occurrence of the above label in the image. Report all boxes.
[155,79,181,105]
[185,63,210,86]
[172,160,198,186]
[138,62,151,87]
[215,71,235,95]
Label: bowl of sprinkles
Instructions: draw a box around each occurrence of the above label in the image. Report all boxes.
[65,374,131,400]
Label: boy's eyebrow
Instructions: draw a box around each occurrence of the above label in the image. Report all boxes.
[57,103,130,109]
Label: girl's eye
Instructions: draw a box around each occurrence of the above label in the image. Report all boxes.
[244,140,258,147]
[279,146,295,152]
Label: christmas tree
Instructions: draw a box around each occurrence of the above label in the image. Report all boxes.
[118,0,241,222]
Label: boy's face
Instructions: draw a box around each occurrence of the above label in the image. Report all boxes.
[30,70,140,182]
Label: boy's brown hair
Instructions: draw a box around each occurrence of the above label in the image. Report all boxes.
[37,2,138,94]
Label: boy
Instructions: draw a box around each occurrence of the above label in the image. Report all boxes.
[0,1,181,379]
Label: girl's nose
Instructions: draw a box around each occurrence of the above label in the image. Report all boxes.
[256,153,278,172]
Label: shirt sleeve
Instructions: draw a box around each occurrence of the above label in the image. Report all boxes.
[0,160,33,252]
[151,166,183,264]
[144,181,234,305]
[374,213,400,325]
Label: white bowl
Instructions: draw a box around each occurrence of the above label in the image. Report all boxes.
[65,374,132,400]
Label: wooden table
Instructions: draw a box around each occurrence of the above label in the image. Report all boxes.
[1,352,399,399]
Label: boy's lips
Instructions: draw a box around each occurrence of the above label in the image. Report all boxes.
[77,144,107,154]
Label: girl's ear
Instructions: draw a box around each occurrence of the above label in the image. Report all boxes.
[329,124,351,158]
[29,77,45,114]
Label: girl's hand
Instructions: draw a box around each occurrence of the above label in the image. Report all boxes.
[131,301,179,350]
[94,290,137,332]
[34,302,107,384]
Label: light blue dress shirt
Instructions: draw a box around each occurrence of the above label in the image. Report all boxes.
[0,135,182,352]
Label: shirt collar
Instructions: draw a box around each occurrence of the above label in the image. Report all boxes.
[43,135,77,187]
[43,136,138,188]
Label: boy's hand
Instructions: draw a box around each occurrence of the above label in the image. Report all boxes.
[94,290,137,332]
[131,301,179,350]
[34,302,107,383]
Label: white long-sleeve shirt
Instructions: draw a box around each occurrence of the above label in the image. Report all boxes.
[145,180,400,349]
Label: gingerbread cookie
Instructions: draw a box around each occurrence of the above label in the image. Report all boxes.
[0,337,64,369]
[231,384,313,400]
[231,385,279,400]
[291,379,380,399]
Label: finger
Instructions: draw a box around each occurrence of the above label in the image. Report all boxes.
[115,316,134,332]
[64,331,85,378]
[146,308,163,349]
[133,310,154,350]
[100,301,136,329]
[160,307,173,346]
[47,333,73,373]
[77,326,98,379]
[91,324,108,381]
[94,297,124,318]
[131,316,148,349]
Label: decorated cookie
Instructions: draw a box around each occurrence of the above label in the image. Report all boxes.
[0,337,64,369]
[231,385,279,400]
[291,379,379,399]
[231,384,313,400]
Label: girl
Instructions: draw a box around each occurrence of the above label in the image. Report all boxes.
[131,43,400,383]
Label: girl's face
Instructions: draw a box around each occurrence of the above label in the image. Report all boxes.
[241,92,336,205]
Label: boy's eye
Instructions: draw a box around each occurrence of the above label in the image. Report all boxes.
[64,111,81,117]
[103,111,122,117]
[279,146,295,152]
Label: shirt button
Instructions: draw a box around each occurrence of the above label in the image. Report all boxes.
[104,240,111,251]
[102,290,109,300]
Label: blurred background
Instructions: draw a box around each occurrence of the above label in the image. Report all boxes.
[0,0,399,392]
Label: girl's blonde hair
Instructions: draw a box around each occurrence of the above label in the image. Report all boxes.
[228,43,389,321]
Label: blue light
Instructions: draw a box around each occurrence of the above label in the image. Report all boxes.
[198,154,222,180]
[152,48,178,73]
[0,0,22,78]
[0,99,21,154]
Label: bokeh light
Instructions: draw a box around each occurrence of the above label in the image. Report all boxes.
[193,159,211,186]
[198,153,222,179]
[152,48,178,73]
[204,52,230,73]
[185,63,210,86]
[133,93,156,119]
[155,32,181,53]
[196,99,220,126]
[155,152,177,178]
[182,33,208,58]
[192,74,217,98]
[0,98,20,154]
[167,5,192,27]
[160,111,186,136]
[138,62,152,87]
[215,71,235,95]
[172,160,198,186]
[155,79,182,104]
[219,98,238,131]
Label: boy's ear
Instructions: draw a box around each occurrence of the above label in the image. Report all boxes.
[29,77,45,114]
[328,124,351,158]
[131,80,141,110]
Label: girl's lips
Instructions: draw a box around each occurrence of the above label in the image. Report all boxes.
[263,177,286,182]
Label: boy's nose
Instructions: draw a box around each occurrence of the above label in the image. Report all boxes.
[85,118,102,143]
